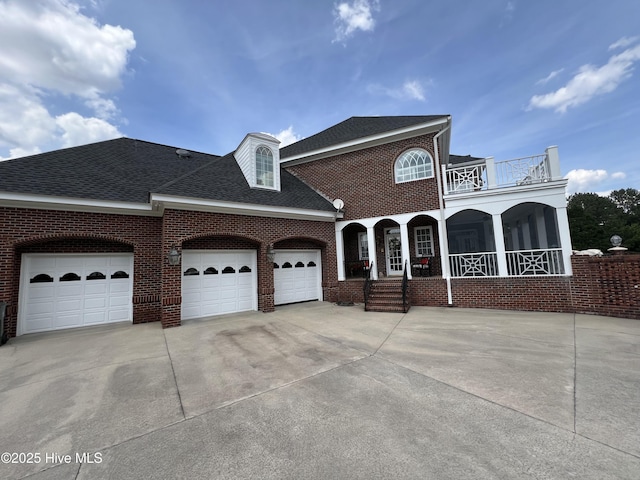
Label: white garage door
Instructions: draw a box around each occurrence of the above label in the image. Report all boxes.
[181,250,257,320]
[274,250,322,305]
[19,254,134,335]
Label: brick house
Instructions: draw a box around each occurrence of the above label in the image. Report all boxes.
[0,115,577,338]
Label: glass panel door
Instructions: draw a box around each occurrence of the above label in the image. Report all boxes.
[384,228,403,275]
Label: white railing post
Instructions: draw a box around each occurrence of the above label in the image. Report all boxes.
[441,164,449,194]
[545,146,561,181]
[485,157,496,189]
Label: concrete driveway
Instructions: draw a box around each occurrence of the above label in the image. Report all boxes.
[0,303,638,479]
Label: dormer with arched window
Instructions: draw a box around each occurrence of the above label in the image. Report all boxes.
[234,132,281,191]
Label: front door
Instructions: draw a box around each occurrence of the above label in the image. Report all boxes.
[384,228,403,275]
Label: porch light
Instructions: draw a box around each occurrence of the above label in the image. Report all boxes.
[266,244,276,263]
[167,246,181,266]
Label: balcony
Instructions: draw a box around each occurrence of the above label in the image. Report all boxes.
[443,146,561,195]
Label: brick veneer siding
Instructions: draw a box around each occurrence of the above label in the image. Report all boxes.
[286,134,441,221]
[1,206,336,336]
[570,255,640,320]
[337,255,639,320]
[159,209,337,328]
[0,207,162,337]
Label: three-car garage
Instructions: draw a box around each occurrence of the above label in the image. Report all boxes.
[17,248,324,335]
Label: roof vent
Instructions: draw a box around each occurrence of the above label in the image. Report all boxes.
[176,148,191,158]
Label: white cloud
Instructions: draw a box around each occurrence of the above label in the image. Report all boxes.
[535,68,564,85]
[56,112,122,148]
[333,0,380,43]
[367,79,428,102]
[272,126,302,148]
[0,0,135,158]
[609,36,639,50]
[564,168,627,194]
[528,39,640,113]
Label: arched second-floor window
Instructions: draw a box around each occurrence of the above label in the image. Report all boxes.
[394,149,434,183]
[256,146,274,187]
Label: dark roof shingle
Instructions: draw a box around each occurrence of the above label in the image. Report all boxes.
[0,138,334,211]
[280,115,448,159]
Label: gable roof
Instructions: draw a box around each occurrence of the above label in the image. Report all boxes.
[0,138,334,212]
[280,115,449,159]
[448,154,485,166]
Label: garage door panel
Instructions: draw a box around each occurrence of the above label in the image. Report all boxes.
[181,250,257,320]
[84,311,107,325]
[20,254,133,335]
[274,250,321,306]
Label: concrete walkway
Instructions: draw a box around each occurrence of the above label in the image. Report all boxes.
[0,303,638,479]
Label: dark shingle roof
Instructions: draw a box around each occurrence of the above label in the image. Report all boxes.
[0,138,214,203]
[280,115,448,159]
[448,154,485,165]
[155,153,335,211]
[0,138,334,211]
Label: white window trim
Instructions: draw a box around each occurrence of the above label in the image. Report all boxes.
[414,225,434,257]
[255,145,276,189]
[394,148,434,184]
[357,232,369,260]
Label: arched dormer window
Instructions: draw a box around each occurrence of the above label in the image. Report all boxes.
[394,149,434,183]
[256,146,274,188]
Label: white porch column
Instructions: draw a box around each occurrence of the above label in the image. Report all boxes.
[400,223,412,279]
[546,146,561,181]
[555,206,573,275]
[437,217,450,278]
[335,225,346,281]
[492,213,508,277]
[366,226,378,280]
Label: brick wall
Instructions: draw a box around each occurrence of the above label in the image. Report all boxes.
[159,209,337,328]
[336,255,639,321]
[1,206,337,336]
[0,208,162,336]
[570,255,640,320]
[286,134,441,221]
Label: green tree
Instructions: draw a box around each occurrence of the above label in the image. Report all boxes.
[567,190,640,252]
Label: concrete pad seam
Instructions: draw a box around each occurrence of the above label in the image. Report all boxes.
[573,431,640,461]
[373,313,407,355]
[374,354,577,435]
[162,329,186,420]
[205,355,370,414]
[0,353,171,393]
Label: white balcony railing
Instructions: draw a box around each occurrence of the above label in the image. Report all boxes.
[443,146,561,195]
[506,248,565,276]
[449,248,565,277]
[449,252,499,277]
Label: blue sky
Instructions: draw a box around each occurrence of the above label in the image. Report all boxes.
[0,0,639,194]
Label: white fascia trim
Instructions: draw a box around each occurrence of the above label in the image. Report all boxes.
[151,194,340,222]
[0,192,158,216]
[281,116,451,166]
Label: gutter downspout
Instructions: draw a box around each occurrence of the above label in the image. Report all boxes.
[432,120,453,305]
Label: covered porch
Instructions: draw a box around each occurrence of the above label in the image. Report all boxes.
[336,212,444,281]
